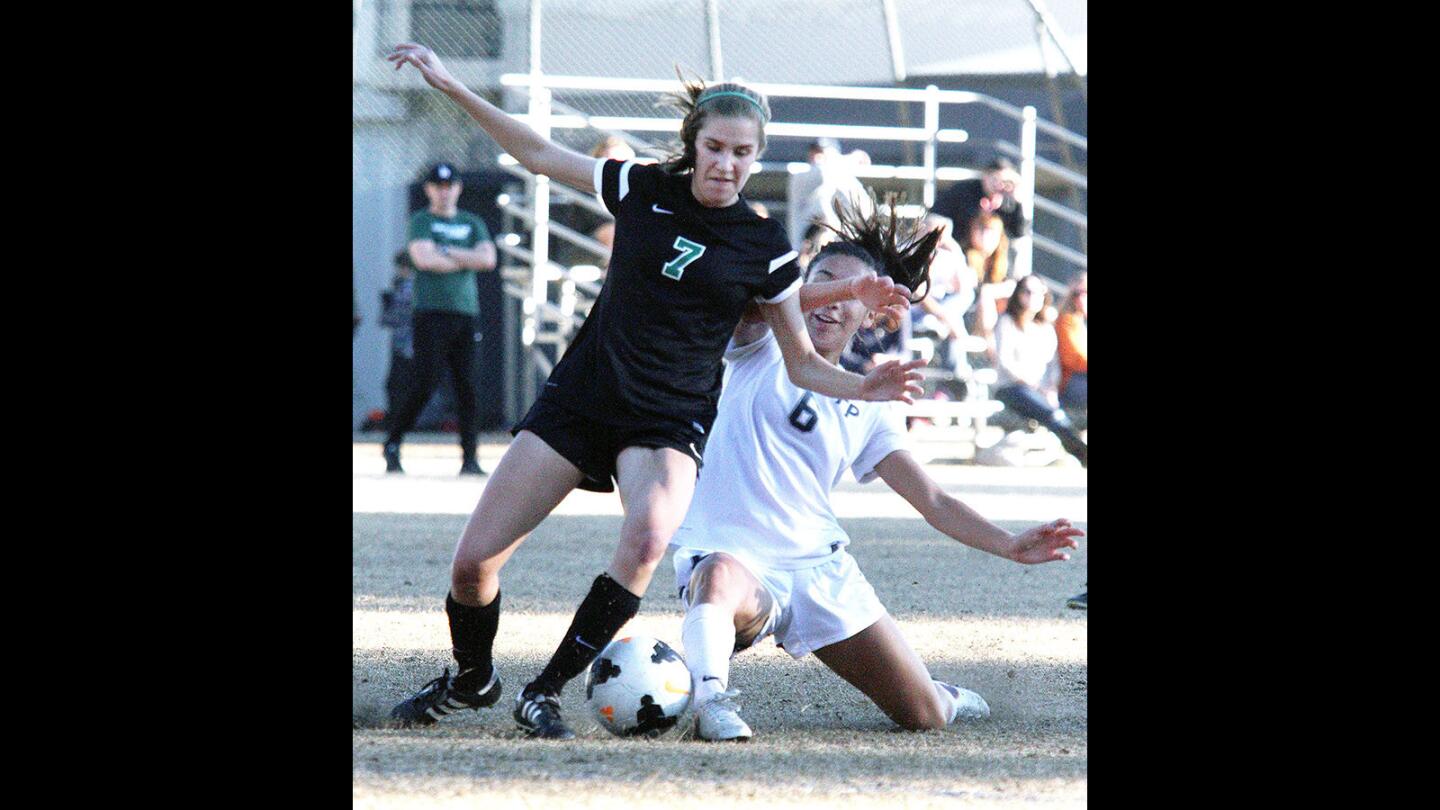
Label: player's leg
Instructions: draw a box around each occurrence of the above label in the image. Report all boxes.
[382,312,447,472]
[517,445,697,737]
[681,552,774,741]
[994,383,1087,466]
[812,614,987,730]
[390,430,584,727]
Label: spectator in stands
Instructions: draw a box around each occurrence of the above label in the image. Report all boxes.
[551,136,636,271]
[910,214,976,378]
[1056,272,1087,413]
[787,137,870,251]
[965,207,1010,286]
[934,157,1029,246]
[797,221,838,271]
[584,136,636,265]
[992,275,1086,467]
[963,206,1022,367]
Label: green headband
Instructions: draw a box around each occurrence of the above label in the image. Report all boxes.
[696,90,769,123]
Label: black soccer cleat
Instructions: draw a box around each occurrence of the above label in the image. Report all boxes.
[389,666,502,727]
[514,690,576,740]
[383,442,404,474]
[1066,590,1087,610]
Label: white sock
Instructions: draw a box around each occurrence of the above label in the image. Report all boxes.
[932,679,990,722]
[682,602,736,706]
[932,679,959,724]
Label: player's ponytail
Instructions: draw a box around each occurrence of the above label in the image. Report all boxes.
[658,67,771,175]
[820,191,939,302]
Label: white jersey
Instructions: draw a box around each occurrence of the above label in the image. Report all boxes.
[671,330,907,570]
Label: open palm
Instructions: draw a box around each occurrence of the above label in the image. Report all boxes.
[1008,519,1084,565]
[859,358,926,403]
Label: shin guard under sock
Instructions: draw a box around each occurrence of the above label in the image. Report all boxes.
[681,602,736,707]
[525,573,641,697]
[447,591,500,691]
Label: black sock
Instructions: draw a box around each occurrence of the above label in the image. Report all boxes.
[447,591,500,691]
[525,573,641,697]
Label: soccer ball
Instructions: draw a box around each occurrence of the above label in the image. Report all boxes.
[585,635,693,737]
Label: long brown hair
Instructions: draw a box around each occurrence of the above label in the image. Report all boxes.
[966,213,1009,284]
[657,68,771,175]
[817,192,940,302]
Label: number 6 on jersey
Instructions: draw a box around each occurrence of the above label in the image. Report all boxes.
[662,237,706,281]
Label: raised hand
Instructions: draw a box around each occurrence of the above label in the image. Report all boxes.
[1007,518,1084,565]
[858,358,926,404]
[850,273,912,333]
[386,43,458,92]
[851,273,912,311]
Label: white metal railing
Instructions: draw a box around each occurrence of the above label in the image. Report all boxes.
[493,74,1086,413]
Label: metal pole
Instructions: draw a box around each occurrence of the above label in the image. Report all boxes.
[1014,106,1037,279]
[705,0,724,81]
[528,0,542,75]
[520,0,544,404]
[1021,0,1086,103]
[880,0,906,82]
[922,84,939,207]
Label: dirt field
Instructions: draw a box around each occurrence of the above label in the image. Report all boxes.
[353,437,1087,808]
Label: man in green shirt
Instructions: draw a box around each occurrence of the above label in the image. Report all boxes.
[383,162,497,475]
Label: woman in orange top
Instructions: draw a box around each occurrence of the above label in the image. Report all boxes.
[1055,273,1087,411]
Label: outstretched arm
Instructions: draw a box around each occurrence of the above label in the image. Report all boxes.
[732,273,911,347]
[799,273,910,323]
[874,449,1082,563]
[761,293,924,403]
[388,43,598,192]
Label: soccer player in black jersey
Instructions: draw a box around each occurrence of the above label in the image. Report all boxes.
[386,43,926,739]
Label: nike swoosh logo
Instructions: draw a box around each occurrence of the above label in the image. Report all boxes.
[652,204,674,215]
[574,635,598,651]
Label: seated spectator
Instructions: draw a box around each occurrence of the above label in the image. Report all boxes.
[910,214,977,378]
[1056,273,1087,413]
[966,208,1010,286]
[797,221,839,271]
[585,136,636,265]
[552,135,635,270]
[992,275,1086,467]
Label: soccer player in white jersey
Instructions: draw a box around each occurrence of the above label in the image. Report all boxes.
[670,197,1085,741]
[385,44,926,739]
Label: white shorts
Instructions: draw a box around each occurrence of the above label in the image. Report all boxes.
[672,547,886,660]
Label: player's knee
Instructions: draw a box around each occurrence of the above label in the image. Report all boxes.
[619,524,672,568]
[451,547,501,592]
[689,553,749,606]
[894,696,949,731]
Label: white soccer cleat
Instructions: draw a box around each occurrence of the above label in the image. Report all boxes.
[694,690,753,741]
[936,681,991,722]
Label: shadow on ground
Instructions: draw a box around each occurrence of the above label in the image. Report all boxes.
[353,514,1088,621]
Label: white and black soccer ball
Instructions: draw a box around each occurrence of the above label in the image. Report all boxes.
[584,635,692,738]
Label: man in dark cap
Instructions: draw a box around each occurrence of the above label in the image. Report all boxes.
[382,162,497,475]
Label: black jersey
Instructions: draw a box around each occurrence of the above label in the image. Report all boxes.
[540,158,802,430]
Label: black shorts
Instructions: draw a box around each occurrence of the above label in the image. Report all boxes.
[511,397,708,493]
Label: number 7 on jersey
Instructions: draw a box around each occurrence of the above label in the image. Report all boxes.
[662,237,706,280]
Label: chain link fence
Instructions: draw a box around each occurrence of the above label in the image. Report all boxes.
[352,0,1086,429]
